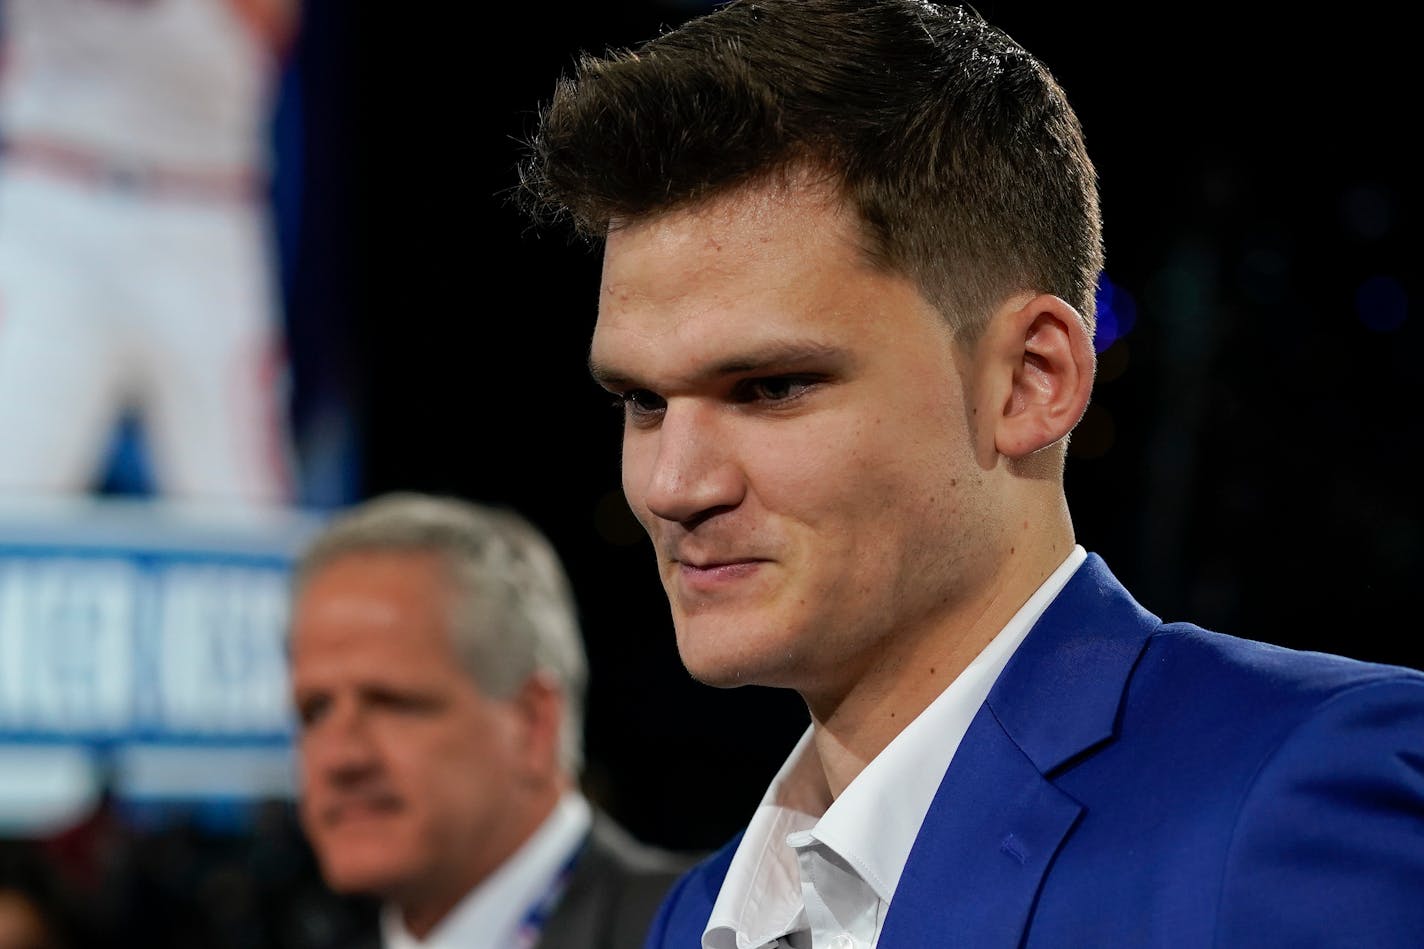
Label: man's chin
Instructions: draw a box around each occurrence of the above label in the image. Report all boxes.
[317,847,418,899]
[682,661,758,689]
[675,624,804,690]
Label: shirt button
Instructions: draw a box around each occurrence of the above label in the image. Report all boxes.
[829,934,856,949]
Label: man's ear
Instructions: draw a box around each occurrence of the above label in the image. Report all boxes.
[981,293,1096,459]
[511,672,567,784]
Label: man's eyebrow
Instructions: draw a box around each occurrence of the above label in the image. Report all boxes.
[588,356,634,391]
[589,341,851,390]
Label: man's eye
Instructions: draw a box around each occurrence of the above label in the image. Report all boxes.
[296,696,328,728]
[618,389,666,417]
[739,376,815,403]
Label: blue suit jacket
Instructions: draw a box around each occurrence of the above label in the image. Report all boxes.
[645,555,1424,947]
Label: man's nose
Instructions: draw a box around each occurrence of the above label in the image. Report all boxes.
[306,701,381,784]
[637,401,745,527]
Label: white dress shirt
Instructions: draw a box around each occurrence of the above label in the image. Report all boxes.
[703,547,1088,949]
[382,791,593,949]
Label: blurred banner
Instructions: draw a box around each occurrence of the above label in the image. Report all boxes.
[0,497,325,836]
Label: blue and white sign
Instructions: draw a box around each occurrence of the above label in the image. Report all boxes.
[0,497,327,834]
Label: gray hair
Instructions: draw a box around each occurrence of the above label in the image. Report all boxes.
[294,492,589,774]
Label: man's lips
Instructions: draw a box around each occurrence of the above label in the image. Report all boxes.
[321,795,403,827]
[678,556,765,569]
[674,557,769,592]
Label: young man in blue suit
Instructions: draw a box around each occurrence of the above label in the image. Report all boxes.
[521,2,1424,945]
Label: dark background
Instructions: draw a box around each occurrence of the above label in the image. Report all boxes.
[324,1,1420,855]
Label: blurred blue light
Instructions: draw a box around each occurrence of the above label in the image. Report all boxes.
[1093,273,1138,353]
[1355,276,1408,333]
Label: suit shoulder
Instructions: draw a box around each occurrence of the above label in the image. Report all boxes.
[1090,623,1424,808]
[1040,621,1424,945]
[1211,670,1424,945]
[1141,622,1424,720]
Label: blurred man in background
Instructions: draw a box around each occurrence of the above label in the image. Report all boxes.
[0,0,298,504]
[289,493,686,948]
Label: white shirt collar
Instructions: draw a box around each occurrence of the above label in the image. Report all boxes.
[703,546,1088,948]
[704,731,820,949]
[382,791,593,949]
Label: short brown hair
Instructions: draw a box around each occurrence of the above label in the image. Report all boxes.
[521,0,1102,337]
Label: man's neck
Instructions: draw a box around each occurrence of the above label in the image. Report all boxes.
[804,530,1075,801]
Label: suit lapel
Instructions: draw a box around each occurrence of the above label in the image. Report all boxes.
[879,555,1158,948]
[877,705,1083,948]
